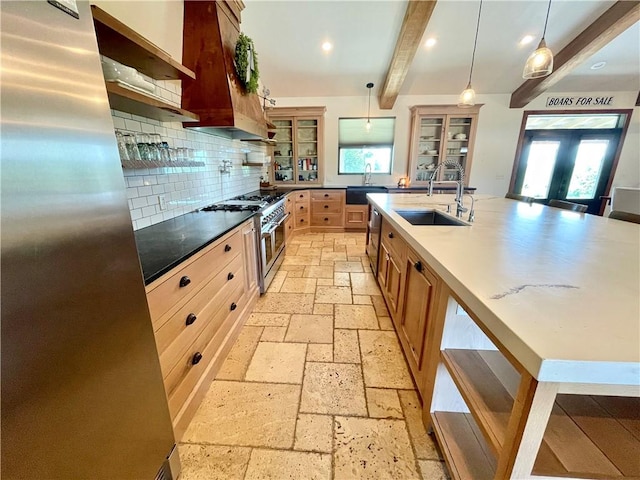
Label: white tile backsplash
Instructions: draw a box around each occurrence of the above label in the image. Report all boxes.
[111,109,269,230]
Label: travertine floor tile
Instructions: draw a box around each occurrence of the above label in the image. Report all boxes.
[316,277,333,286]
[335,238,357,245]
[282,256,320,266]
[254,293,315,314]
[351,272,383,295]
[333,329,360,363]
[399,390,441,460]
[366,388,404,419]
[371,295,391,317]
[303,265,334,278]
[320,251,347,262]
[300,362,367,416]
[307,343,333,362]
[183,381,299,448]
[359,330,414,389]
[314,286,352,304]
[331,244,347,253]
[279,264,306,271]
[378,315,395,330]
[333,417,420,479]
[418,460,450,480]
[280,277,317,293]
[335,304,379,330]
[311,241,334,248]
[246,312,290,327]
[334,261,364,272]
[313,303,334,315]
[287,270,304,278]
[261,326,287,342]
[334,272,351,287]
[245,449,331,479]
[178,444,251,480]
[267,271,287,293]
[245,342,307,384]
[286,244,300,255]
[294,414,333,453]
[216,326,263,380]
[285,314,333,343]
[353,295,372,305]
[346,244,367,256]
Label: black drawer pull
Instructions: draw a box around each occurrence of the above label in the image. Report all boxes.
[179,276,191,288]
[324,193,329,197]
[227,272,234,281]
[300,206,304,209]
[300,218,305,223]
[230,302,237,311]
[288,225,292,229]
[414,261,423,272]
[192,352,203,365]
[324,217,329,221]
[324,205,329,209]
[299,194,304,198]
[186,313,197,326]
[388,232,394,239]
[224,244,232,252]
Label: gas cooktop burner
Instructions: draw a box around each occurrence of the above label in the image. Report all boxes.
[200,191,283,213]
[234,194,280,203]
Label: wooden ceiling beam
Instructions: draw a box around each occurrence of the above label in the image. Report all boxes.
[379,0,437,109]
[510,1,640,109]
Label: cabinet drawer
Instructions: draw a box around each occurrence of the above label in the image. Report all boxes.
[381,220,406,261]
[295,212,310,228]
[165,282,245,417]
[311,202,342,214]
[311,190,344,202]
[156,254,244,373]
[296,203,310,215]
[345,205,368,228]
[147,230,242,323]
[293,190,309,203]
[311,213,343,227]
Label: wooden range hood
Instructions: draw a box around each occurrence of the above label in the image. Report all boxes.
[181,0,268,140]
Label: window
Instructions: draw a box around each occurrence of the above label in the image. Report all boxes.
[338,117,395,174]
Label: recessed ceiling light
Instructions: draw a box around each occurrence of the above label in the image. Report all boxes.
[590,61,607,70]
[519,35,535,46]
[321,41,333,52]
[425,38,437,48]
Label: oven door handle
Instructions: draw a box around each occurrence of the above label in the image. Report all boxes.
[262,213,290,237]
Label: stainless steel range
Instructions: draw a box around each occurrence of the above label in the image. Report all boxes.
[201,192,287,293]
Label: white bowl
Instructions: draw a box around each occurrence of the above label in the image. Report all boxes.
[427,149,438,155]
[454,133,467,140]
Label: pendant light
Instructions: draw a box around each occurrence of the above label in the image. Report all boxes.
[458,0,483,108]
[523,0,553,79]
[365,82,374,131]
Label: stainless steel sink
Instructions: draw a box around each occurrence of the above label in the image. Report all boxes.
[395,210,468,226]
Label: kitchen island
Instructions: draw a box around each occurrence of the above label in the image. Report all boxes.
[367,193,640,480]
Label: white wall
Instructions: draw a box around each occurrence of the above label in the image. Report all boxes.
[275,92,639,196]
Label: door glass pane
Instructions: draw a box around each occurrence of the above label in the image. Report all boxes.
[566,139,608,200]
[521,141,560,199]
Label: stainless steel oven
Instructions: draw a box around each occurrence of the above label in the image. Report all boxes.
[259,199,288,293]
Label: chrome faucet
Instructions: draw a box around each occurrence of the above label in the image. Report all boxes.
[427,161,466,218]
[363,163,372,186]
[464,193,475,222]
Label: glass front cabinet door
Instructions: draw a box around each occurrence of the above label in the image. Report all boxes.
[408,105,482,186]
[267,107,326,185]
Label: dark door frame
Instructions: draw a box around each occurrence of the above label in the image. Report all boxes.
[508,109,633,215]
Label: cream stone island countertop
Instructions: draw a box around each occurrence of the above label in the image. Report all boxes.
[367,193,640,387]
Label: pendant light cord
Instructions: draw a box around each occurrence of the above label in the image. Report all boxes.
[467,0,483,85]
[542,0,552,38]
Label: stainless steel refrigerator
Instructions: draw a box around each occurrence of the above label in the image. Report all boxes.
[1,2,179,478]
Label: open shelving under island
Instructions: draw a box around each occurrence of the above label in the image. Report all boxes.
[366,193,640,480]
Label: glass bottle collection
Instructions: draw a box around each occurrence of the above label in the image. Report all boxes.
[115,130,199,168]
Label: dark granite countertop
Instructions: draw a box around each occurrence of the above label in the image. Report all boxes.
[134,210,256,285]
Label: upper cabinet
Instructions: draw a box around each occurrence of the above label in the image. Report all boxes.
[408,105,482,186]
[267,107,326,185]
[91,5,199,123]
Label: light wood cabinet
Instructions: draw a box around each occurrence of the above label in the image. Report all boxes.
[311,189,345,231]
[398,247,440,387]
[345,205,368,231]
[378,219,406,321]
[408,105,482,186]
[292,190,310,231]
[145,219,258,440]
[267,107,326,185]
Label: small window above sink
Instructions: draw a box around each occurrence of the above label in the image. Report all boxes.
[395,209,468,226]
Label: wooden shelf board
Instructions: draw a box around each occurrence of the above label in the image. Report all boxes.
[106,83,199,123]
[441,349,638,479]
[91,5,195,81]
[431,411,496,480]
[242,162,265,167]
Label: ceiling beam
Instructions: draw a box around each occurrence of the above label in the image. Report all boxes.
[510,1,640,109]
[379,0,437,109]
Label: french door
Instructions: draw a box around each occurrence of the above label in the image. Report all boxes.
[513,129,621,214]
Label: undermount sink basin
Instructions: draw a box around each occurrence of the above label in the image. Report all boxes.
[346,186,388,205]
[395,209,468,226]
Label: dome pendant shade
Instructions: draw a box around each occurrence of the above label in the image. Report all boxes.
[458,82,476,108]
[523,38,554,79]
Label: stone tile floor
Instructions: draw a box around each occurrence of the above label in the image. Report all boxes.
[178,232,450,480]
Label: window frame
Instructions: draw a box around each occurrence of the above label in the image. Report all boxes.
[337,117,395,175]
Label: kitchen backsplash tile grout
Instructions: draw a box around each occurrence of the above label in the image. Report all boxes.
[111,104,269,230]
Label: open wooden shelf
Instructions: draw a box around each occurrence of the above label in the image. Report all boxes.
[106,83,198,123]
[121,160,205,170]
[431,411,496,480]
[440,349,640,479]
[91,5,195,81]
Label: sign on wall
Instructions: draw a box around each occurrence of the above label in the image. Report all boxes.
[545,96,614,108]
